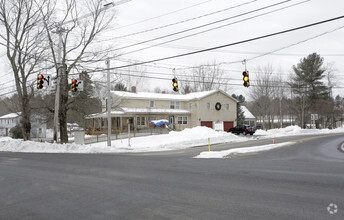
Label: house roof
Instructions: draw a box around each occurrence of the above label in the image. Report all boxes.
[242,106,256,119]
[111,90,238,102]
[0,112,21,119]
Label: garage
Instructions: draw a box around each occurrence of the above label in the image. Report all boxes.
[201,121,213,129]
[224,121,234,132]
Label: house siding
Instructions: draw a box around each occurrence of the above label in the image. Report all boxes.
[95,90,237,132]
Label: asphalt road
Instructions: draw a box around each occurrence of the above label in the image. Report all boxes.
[0,133,344,219]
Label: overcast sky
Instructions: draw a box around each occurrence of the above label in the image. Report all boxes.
[1,0,343,99]
[106,0,344,97]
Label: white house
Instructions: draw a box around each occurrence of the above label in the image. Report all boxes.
[0,112,47,138]
[242,106,256,127]
[85,89,238,134]
[0,113,21,136]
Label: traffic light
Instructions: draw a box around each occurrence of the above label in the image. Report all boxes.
[71,79,78,92]
[37,74,44,89]
[243,71,250,87]
[172,77,178,92]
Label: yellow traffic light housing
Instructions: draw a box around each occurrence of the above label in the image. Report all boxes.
[243,71,250,87]
[172,77,178,92]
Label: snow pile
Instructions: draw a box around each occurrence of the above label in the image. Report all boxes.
[0,125,344,154]
[255,125,344,137]
[195,142,295,159]
[0,127,240,154]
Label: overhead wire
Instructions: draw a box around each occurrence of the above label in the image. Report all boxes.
[96,0,258,42]
[84,70,344,89]
[172,24,344,70]
[81,14,344,73]
[117,0,311,58]
[80,0,306,61]
[106,0,214,31]
[84,0,309,61]
[110,0,297,53]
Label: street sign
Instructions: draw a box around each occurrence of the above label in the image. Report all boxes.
[78,80,84,91]
[311,114,318,120]
[42,74,51,87]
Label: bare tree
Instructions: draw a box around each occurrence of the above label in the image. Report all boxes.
[41,0,116,143]
[249,64,283,129]
[178,61,229,92]
[0,0,50,140]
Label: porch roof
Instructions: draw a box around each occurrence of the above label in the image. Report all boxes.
[85,108,190,119]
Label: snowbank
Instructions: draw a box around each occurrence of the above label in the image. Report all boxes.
[195,142,295,159]
[255,125,344,137]
[0,126,343,154]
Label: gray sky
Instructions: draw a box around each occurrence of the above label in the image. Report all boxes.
[105,0,344,97]
[1,0,343,98]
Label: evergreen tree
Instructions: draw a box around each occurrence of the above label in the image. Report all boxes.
[68,73,101,127]
[288,53,329,127]
[113,83,127,91]
[232,94,246,125]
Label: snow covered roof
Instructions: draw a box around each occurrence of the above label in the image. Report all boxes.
[85,108,190,119]
[111,90,236,102]
[242,106,256,119]
[0,112,21,119]
[122,108,190,114]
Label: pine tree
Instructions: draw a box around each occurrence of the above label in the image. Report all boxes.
[68,73,101,127]
[288,53,329,127]
[232,94,246,125]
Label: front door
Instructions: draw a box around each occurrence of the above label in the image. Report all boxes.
[169,116,174,129]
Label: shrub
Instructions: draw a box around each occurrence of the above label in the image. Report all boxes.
[9,125,23,139]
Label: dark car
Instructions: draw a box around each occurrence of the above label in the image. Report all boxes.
[228,125,255,135]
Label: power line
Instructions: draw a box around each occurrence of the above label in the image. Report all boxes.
[81,0,306,61]
[246,25,344,63]
[110,0,296,52]
[96,0,258,42]
[107,0,214,31]
[83,14,344,73]
[119,34,344,58]
[91,70,344,89]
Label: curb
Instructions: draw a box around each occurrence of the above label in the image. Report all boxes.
[341,142,344,153]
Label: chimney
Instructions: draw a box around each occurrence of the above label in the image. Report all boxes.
[131,86,136,93]
[162,91,166,94]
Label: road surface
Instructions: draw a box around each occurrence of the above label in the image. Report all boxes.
[0,133,343,219]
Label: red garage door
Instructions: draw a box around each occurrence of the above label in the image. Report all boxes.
[224,121,234,132]
[201,121,213,129]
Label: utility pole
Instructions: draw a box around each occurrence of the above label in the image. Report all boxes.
[53,26,65,143]
[106,59,111,147]
[51,1,130,143]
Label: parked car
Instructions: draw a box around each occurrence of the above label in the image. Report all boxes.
[228,125,255,135]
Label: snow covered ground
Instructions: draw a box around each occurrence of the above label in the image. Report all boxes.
[0,126,344,158]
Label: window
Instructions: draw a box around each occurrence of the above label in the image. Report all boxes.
[177,116,187,124]
[150,116,157,121]
[170,101,180,109]
[226,104,230,110]
[137,117,145,126]
[207,102,210,110]
[189,103,192,110]
[149,101,155,108]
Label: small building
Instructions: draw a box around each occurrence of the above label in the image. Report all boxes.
[0,113,21,136]
[242,106,256,127]
[0,112,47,138]
[85,89,238,134]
